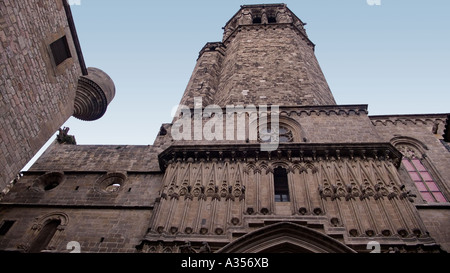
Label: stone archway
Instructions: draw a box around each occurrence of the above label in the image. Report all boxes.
[19,212,69,253]
[217,222,356,253]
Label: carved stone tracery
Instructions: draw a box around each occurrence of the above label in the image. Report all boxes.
[396,144,422,159]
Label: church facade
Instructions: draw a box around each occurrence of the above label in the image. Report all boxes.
[0,3,449,253]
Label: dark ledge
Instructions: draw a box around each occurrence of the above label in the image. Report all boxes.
[415,203,450,209]
[158,142,402,171]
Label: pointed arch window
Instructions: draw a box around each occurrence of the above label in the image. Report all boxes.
[393,140,448,204]
[402,157,447,203]
[274,166,290,202]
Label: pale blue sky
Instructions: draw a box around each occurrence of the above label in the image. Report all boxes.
[25,0,450,169]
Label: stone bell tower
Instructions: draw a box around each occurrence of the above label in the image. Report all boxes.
[179,4,336,109]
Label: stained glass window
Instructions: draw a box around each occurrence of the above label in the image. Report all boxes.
[402,158,447,203]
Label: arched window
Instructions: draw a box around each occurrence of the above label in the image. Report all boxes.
[278,126,293,143]
[254,116,302,144]
[28,219,61,253]
[274,166,290,202]
[394,141,447,204]
[259,125,293,143]
[94,172,127,194]
[402,157,447,203]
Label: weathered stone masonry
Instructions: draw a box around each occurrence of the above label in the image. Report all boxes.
[0,3,448,253]
[0,0,115,194]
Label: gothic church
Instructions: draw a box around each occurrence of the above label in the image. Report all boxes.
[0,3,449,253]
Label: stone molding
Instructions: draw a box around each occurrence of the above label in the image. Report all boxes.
[370,114,448,127]
[158,142,403,171]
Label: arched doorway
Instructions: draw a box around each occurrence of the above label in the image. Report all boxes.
[217,222,356,253]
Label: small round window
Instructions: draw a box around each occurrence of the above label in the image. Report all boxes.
[94,172,127,194]
[105,183,121,193]
[31,172,65,192]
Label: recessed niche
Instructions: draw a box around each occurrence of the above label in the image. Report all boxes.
[349,229,359,237]
[184,227,193,234]
[382,229,392,237]
[298,207,308,215]
[313,207,323,215]
[231,217,240,226]
[397,228,408,238]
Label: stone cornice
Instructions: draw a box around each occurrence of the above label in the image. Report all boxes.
[369,113,448,126]
[173,104,368,118]
[158,142,402,171]
[221,4,313,48]
[197,42,226,60]
[222,22,314,49]
[279,104,368,117]
[0,202,154,210]
[443,114,450,142]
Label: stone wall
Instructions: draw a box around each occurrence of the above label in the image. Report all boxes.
[0,0,82,191]
[29,143,162,172]
[0,0,115,193]
[371,114,450,252]
[0,207,151,253]
[1,172,162,207]
[0,162,163,252]
[167,105,381,147]
[216,24,335,107]
[417,208,450,251]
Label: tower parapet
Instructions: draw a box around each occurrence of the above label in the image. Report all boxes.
[222,4,311,46]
